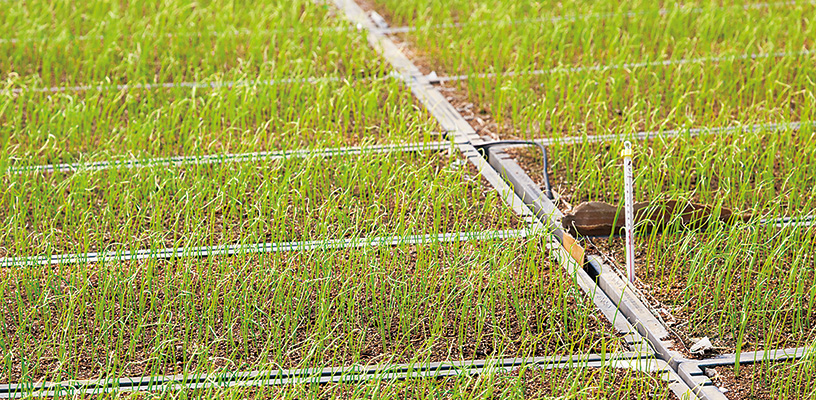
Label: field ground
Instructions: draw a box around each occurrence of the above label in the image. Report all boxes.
[2,0,815,398]
[23,366,677,399]
[2,239,627,382]
[712,357,816,399]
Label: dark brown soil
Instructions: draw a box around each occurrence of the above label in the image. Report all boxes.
[711,363,773,400]
[709,361,816,400]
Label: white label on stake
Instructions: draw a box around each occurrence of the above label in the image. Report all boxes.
[622,141,635,282]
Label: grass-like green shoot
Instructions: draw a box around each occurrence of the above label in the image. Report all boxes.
[1,238,622,383]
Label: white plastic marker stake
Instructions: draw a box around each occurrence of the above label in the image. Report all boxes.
[621,141,635,283]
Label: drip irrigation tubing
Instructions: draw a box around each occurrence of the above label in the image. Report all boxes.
[0,24,356,45]
[676,347,814,400]
[5,48,809,95]
[8,141,450,174]
[764,214,816,228]
[2,74,376,95]
[580,215,816,240]
[7,121,808,175]
[0,353,648,398]
[433,49,813,83]
[7,120,806,176]
[530,121,808,147]
[0,228,538,268]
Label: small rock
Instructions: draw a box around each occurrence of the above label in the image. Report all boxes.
[689,336,713,354]
[717,386,729,394]
[449,159,467,169]
[704,367,718,378]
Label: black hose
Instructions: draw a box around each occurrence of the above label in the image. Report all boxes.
[474,140,553,200]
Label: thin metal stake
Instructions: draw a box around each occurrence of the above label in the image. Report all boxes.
[622,141,635,283]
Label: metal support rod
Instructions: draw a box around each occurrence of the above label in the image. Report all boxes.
[0,352,660,399]
[474,140,553,199]
[0,228,535,268]
[9,141,450,174]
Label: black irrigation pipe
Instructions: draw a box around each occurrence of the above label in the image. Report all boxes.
[0,353,653,398]
[474,140,553,200]
[8,140,450,174]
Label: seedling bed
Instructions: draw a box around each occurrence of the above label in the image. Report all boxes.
[506,128,816,216]
[1,1,386,87]
[588,224,816,359]
[426,50,812,85]
[440,55,814,139]
[1,238,626,383]
[372,0,813,74]
[710,360,816,399]
[0,357,680,399]
[363,0,814,140]
[0,152,524,258]
[368,0,809,35]
[3,78,438,166]
[6,0,813,396]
